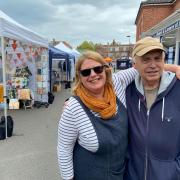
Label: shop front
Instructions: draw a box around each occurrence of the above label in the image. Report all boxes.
[142,9,180,65]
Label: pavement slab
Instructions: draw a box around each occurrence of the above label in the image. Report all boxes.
[0,85,71,180]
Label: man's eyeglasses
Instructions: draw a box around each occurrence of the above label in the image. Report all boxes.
[80,65,106,77]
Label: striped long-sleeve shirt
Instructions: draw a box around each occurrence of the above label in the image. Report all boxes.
[57,68,137,180]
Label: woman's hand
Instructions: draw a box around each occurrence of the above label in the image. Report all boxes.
[164,64,180,80]
[175,67,180,80]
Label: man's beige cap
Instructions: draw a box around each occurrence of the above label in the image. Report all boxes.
[132,37,165,57]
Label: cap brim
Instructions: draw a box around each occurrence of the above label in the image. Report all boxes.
[136,46,165,57]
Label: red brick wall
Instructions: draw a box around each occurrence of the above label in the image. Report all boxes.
[136,5,174,40]
[173,0,180,11]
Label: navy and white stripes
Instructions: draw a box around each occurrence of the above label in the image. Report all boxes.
[57,68,137,180]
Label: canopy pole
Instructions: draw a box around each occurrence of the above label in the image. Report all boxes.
[1,36,8,139]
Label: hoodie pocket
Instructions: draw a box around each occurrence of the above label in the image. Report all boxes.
[111,164,125,175]
[149,158,179,180]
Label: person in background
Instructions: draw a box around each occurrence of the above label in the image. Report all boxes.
[113,64,116,73]
[57,50,180,180]
[125,37,180,180]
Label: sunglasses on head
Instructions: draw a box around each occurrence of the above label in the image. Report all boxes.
[80,65,106,77]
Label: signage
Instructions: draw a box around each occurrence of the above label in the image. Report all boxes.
[153,20,180,37]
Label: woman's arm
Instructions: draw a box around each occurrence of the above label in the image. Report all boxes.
[113,64,180,88]
[57,105,78,180]
[113,67,138,88]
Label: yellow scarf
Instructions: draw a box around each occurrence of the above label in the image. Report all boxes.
[75,83,116,120]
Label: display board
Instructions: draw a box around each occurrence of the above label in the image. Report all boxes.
[1,37,49,104]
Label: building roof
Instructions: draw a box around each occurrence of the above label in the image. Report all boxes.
[135,0,176,24]
[142,0,175,5]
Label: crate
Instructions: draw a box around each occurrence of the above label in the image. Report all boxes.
[53,84,61,92]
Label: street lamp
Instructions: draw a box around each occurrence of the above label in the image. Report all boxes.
[126,35,131,58]
[126,35,131,44]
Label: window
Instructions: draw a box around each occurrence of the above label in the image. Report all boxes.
[166,46,175,64]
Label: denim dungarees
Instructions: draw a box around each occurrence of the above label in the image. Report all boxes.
[73,96,128,180]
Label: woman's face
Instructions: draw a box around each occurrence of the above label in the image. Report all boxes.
[80,59,106,97]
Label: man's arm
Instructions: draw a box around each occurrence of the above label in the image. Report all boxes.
[164,64,180,79]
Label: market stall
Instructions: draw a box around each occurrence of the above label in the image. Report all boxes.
[0,10,48,138]
[55,42,76,83]
[49,45,71,91]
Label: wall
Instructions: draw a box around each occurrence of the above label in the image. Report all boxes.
[173,0,180,11]
[96,42,134,60]
[136,5,173,40]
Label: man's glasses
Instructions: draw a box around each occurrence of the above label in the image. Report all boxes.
[80,65,106,77]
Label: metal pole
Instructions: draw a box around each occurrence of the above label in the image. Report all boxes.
[126,35,131,58]
[1,36,8,139]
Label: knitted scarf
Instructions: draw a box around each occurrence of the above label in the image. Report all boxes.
[75,83,116,120]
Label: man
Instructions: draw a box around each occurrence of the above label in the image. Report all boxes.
[125,37,180,180]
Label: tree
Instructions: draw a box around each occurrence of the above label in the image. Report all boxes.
[77,41,96,52]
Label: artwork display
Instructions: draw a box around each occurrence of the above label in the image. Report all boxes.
[0,37,49,108]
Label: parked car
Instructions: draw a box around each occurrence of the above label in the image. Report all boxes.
[116,58,132,70]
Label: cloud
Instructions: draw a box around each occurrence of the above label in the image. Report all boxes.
[0,0,142,47]
[0,0,57,25]
[51,0,140,8]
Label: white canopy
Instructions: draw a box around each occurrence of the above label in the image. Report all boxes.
[55,42,74,54]
[0,10,48,138]
[55,42,80,60]
[72,48,81,56]
[0,10,48,47]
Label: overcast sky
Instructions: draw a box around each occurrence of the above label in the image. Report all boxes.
[0,0,142,48]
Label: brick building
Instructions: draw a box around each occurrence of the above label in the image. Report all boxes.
[96,39,134,61]
[135,0,180,64]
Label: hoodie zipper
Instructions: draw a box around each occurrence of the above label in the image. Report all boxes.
[144,109,150,180]
[144,98,165,180]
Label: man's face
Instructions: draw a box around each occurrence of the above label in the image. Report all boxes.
[134,50,165,85]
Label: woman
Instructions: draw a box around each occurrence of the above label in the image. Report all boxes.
[57,51,136,180]
[57,51,180,180]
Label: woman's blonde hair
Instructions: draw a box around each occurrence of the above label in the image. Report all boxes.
[72,50,113,95]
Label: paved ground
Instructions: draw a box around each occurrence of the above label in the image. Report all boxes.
[0,84,71,180]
